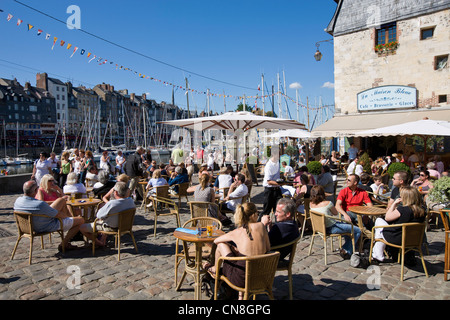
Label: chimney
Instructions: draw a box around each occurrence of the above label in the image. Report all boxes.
[130,93,135,101]
[109,85,114,93]
[142,93,146,100]
[24,82,31,91]
[66,82,73,94]
[36,73,48,90]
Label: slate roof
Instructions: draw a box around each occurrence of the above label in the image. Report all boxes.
[326,0,450,36]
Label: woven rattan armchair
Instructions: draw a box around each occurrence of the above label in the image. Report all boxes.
[11,211,65,264]
[213,251,280,300]
[188,201,219,219]
[308,209,355,265]
[151,196,181,237]
[144,185,170,212]
[270,235,301,300]
[369,222,429,281]
[169,182,190,208]
[91,208,138,261]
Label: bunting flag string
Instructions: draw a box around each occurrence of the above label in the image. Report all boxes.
[1,9,332,112]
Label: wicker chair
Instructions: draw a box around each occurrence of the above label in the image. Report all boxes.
[144,185,170,212]
[219,194,248,215]
[188,201,219,219]
[151,196,181,237]
[297,198,311,239]
[91,208,138,261]
[11,211,65,265]
[308,209,356,265]
[175,217,222,290]
[369,222,429,281]
[213,252,280,300]
[169,182,190,208]
[270,235,301,300]
[439,209,449,281]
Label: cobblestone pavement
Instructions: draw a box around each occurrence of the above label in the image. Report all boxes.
[0,176,449,301]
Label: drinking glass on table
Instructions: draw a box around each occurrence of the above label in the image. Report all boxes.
[89,192,94,202]
[71,193,75,203]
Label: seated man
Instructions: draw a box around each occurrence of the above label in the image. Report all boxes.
[168,166,189,194]
[14,180,85,251]
[335,174,373,226]
[80,182,135,247]
[222,173,248,212]
[261,197,300,260]
[281,161,294,178]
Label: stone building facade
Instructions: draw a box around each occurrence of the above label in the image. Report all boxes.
[327,0,449,114]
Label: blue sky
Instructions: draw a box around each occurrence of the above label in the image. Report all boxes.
[0,0,337,127]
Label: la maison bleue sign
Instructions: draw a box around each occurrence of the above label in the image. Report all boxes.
[357,86,417,111]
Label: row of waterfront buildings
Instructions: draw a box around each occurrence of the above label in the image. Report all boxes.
[0,73,197,152]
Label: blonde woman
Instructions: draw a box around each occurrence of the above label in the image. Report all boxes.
[207,202,270,299]
[102,173,131,203]
[371,186,425,263]
[36,174,66,202]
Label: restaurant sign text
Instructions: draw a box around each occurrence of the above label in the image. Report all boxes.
[357,86,417,111]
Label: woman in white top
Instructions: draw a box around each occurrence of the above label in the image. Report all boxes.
[31,152,52,187]
[63,172,87,195]
[100,151,111,173]
[309,185,361,257]
[115,150,126,174]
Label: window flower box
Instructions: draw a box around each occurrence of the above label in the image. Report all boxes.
[374,41,399,55]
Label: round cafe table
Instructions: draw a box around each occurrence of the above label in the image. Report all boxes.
[67,198,102,222]
[349,205,386,251]
[174,227,225,300]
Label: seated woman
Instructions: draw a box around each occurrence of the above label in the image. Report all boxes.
[294,174,312,213]
[309,185,361,259]
[207,202,271,300]
[146,169,168,194]
[371,186,425,264]
[102,173,131,203]
[36,173,74,217]
[187,172,229,221]
[93,170,115,198]
[36,174,66,202]
[63,172,87,195]
[410,169,434,197]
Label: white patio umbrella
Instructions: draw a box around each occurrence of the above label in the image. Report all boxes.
[357,119,450,137]
[266,128,311,139]
[158,111,307,131]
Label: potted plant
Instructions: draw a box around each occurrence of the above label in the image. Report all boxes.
[375,41,399,55]
[427,176,450,210]
[387,162,411,179]
[306,161,322,183]
[358,152,372,173]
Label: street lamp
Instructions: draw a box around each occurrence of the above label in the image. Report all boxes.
[314,39,333,61]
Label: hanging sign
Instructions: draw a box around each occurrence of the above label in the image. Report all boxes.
[357,85,417,111]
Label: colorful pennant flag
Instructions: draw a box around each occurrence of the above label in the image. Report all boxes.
[67,43,72,50]
[37,29,43,36]
[52,37,57,50]
[7,14,13,21]
[27,24,33,31]
[17,19,23,26]
[70,47,78,58]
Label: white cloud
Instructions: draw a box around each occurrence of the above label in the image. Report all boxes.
[289,82,302,90]
[322,81,335,89]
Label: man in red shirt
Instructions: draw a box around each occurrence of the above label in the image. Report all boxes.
[336,174,372,224]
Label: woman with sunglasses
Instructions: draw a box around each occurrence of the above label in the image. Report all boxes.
[410,169,434,196]
[35,174,66,202]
